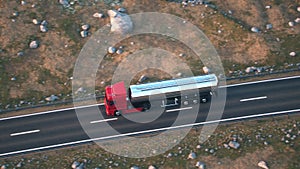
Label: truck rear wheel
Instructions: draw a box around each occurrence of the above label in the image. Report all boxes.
[114,110,122,116]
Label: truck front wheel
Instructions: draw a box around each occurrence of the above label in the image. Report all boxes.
[114,110,122,116]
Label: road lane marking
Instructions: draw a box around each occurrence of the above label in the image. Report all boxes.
[2,108,300,157]
[0,103,104,121]
[1,75,300,121]
[10,130,40,137]
[166,107,193,113]
[90,118,118,124]
[240,96,267,102]
[221,75,300,88]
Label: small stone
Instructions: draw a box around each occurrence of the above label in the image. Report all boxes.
[16,162,22,167]
[21,0,26,5]
[80,30,88,38]
[41,20,48,26]
[288,21,295,27]
[138,75,147,83]
[118,7,126,13]
[289,52,297,57]
[59,0,70,7]
[265,5,271,9]
[29,41,39,49]
[203,66,210,74]
[148,165,156,169]
[130,41,135,45]
[251,27,259,33]
[209,149,215,154]
[258,161,269,169]
[297,6,300,12]
[195,161,206,169]
[187,152,196,159]
[71,161,80,169]
[295,18,300,23]
[167,152,173,158]
[11,77,16,81]
[266,24,273,30]
[108,46,116,54]
[93,12,104,18]
[81,24,90,31]
[45,95,59,102]
[40,25,48,32]
[13,11,19,16]
[130,166,139,169]
[228,141,240,149]
[116,49,123,54]
[17,51,24,56]
[179,53,185,57]
[32,19,39,25]
[1,165,7,169]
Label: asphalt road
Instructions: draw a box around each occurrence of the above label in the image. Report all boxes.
[1,76,300,157]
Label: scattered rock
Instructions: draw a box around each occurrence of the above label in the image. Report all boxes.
[71,161,80,169]
[107,9,133,34]
[32,19,39,25]
[80,30,88,38]
[29,41,39,49]
[148,165,156,169]
[17,51,24,57]
[187,152,196,159]
[202,66,210,74]
[289,52,297,57]
[13,11,19,17]
[265,5,271,9]
[41,20,48,26]
[288,21,295,27]
[108,46,117,54]
[195,161,206,169]
[40,25,48,32]
[251,27,260,33]
[266,24,273,30]
[179,53,185,57]
[116,48,123,54]
[138,75,148,83]
[228,141,240,149]
[81,24,90,31]
[118,7,126,13]
[16,162,22,168]
[245,66,256,73]
[45,95,59,102]
[59,0,70,7]
[130,166,140,169]
[21,0,26,5]
[258,161,269,169]
[93,12,104,18]
[75,87,86,94]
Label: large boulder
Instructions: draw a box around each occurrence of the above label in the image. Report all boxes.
[107,10,133,35]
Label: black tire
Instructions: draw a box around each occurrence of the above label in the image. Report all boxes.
[143,103,151,111]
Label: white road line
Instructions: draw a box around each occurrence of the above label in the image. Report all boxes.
[240,96,268,102]
[90,118,118,124]
[166,107,193,112]
[0,103,104,121]
[1,75,300,121]
[10,130,40,137]
[221,75,300,88]
[1,108,299,157]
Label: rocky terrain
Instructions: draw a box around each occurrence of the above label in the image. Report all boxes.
[0,0,300,111]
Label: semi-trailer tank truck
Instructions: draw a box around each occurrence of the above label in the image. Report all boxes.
[104,74,218,116]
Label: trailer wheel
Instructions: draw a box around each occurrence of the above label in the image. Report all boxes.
[201,98,207,103]
[114,110,122,116]
[142,103,151,111]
